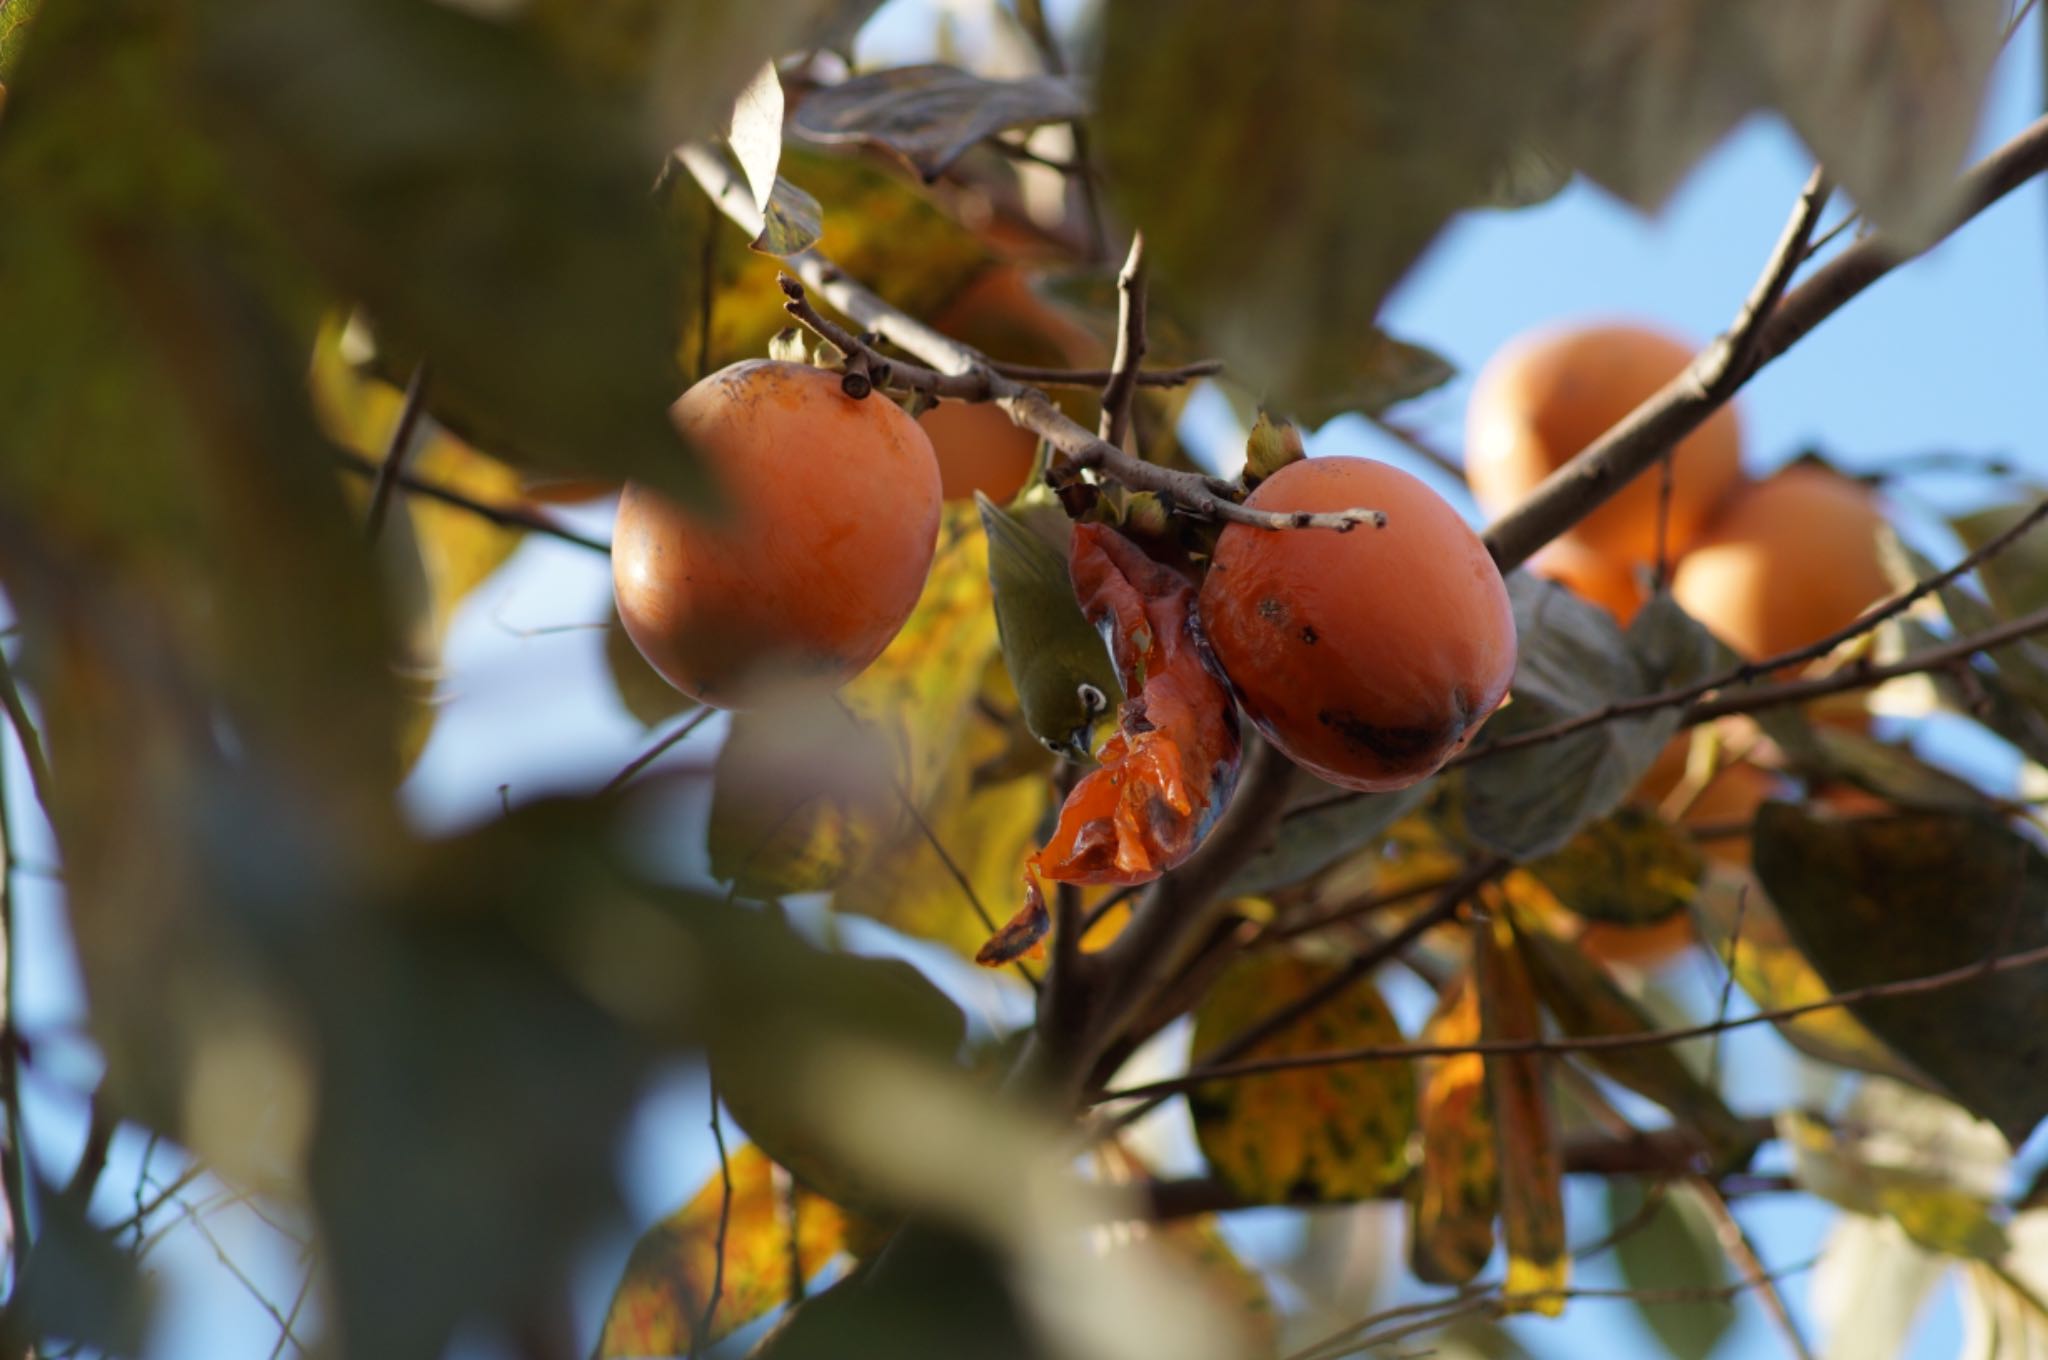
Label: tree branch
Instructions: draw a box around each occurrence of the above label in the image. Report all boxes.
[1482,113,2048,571]
[987,357,1222,390]
[1096,935,2048,1103]
[680,143,1385,535]
[1098,233,1147,449]
[363,361,430,543]
[333,448,611,555]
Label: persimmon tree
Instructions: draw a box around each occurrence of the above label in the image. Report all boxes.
[3,2,2048,1359]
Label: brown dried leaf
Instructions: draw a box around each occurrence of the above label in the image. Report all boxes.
[1475,912,1567,1314]
[1407,972,1498,1286]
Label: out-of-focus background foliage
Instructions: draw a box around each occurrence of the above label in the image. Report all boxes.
[2,1,2047,1358]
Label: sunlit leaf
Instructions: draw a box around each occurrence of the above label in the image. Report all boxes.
[1955,501,2048,620]
[730,60,787,213]
[598,1143,848,1356]
[1959,1212,2048,1357]
[791,63,1088,182]
[1525,804,1703,927]
[1475,913,1566,1314]
[1810,1212,1948,1360]
[755,175,826,256]
[0,0,35,76]
[1407,972,1498,1286]
[1605,1181,1733,1360]
[1754,804,2048,1144]
[1464,584,1720,860]
[1189,953,1416,1204]
[1515,921,1757,1171]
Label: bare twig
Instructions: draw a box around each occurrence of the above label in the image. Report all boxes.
[1706,885,1751,1091]
[1481,116,2048,571]
[1704,168,1831,396]
[364,361,430,543]
[679,143,1384,535]
[333,448,611,555]
[1264,869,1468,943]
[0,742,30,1276]
[1698,1180,1816,1360]
[1452,499,2048,766]
[1098,234,1148,450]
[0,641,53,815]
[599,707,716,797]
[1098,935,2048,1102]
[988,358,1222,390]
[266,1263,319,1360]
[694,1085,732,1360]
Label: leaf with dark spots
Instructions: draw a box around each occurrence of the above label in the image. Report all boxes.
[1476,912,1566,1313]
[791,63,1088,181]
[1753,803,2048,1144]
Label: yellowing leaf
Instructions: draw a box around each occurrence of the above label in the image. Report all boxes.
[1475,912,1566,1315]
[1407,972,1498,1286]
[598,1143,847,1357]
[1526,805,1703,927]
[1189,953,1415,1204]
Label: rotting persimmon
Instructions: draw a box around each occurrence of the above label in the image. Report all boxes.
[977,523,1241,967]
[1466,322,1745,571]
[612,359,941,708]
[1197,456,1517,792]
[1670,463,1892,665]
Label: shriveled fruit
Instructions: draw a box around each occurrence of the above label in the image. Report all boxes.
[1671,464,1891,664]
[1529,536,1646,626]
[1466,322,1745,570]
[613,360,941,708]
[1198,457,1517,792]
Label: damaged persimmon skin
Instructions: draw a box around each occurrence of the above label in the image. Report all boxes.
[976,523,1241,967]
[1197,456,1516,793]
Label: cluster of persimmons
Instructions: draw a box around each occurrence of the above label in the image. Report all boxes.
[608,273,1891,969]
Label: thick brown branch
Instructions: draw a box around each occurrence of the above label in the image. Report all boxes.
[1482,114,2048,571]
[1096,936,2048,1103]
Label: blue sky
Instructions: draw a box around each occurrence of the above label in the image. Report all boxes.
[4,3,2046,1357]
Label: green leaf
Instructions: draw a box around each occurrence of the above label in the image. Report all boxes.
[1605,1181,1733,1360]
[1754,804,2048,1144]
[1525,804,1703,927]
[597,1143,848,1356]
[1690,863,1928,1086]
[1189,953,1416,1204]
[1464,582,1720,860]
[0,0,36,77]
[790,63,1088,182]
[196,0,708,503]
[1955,500,2048,620]
[1475,913,1566,1314]
[1407,972,1498,1286]
[1514,922,1758,1171]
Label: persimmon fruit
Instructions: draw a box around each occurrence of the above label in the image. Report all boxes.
[1670,464,1891,664]
[1530,536,1646,626]
[1197,456,1517,792]
[612,360,941,708]
[1466,322,1745,570]
[916,265,1102,503]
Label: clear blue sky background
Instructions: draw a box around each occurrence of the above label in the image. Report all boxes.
[4,3,2047,1357]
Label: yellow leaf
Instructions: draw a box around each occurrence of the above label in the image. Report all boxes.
[1407,971,1497,1285]
[597,1143,847,1357]
[1189,953,1415,1204]
[1475,911,1566,1315]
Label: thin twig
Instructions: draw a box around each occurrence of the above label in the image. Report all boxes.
[0,739,30,1275]
[987,357,1222,389]
[0,641,53,815]
[693,1085,732,1360]
[1704,168,1831,396]
[165,1188,309,1355]
[1697,1181,1817,1360]
[333,448,611,554]
[599,706,716,797]
[1264,869,1467,943]
[1706,885,1751,1091]
[1098,935,2048,1102]
[266,1262,319,1360]
[1481,115,2048,570]
[364,361,430,543]
[1098,233,1148,450]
